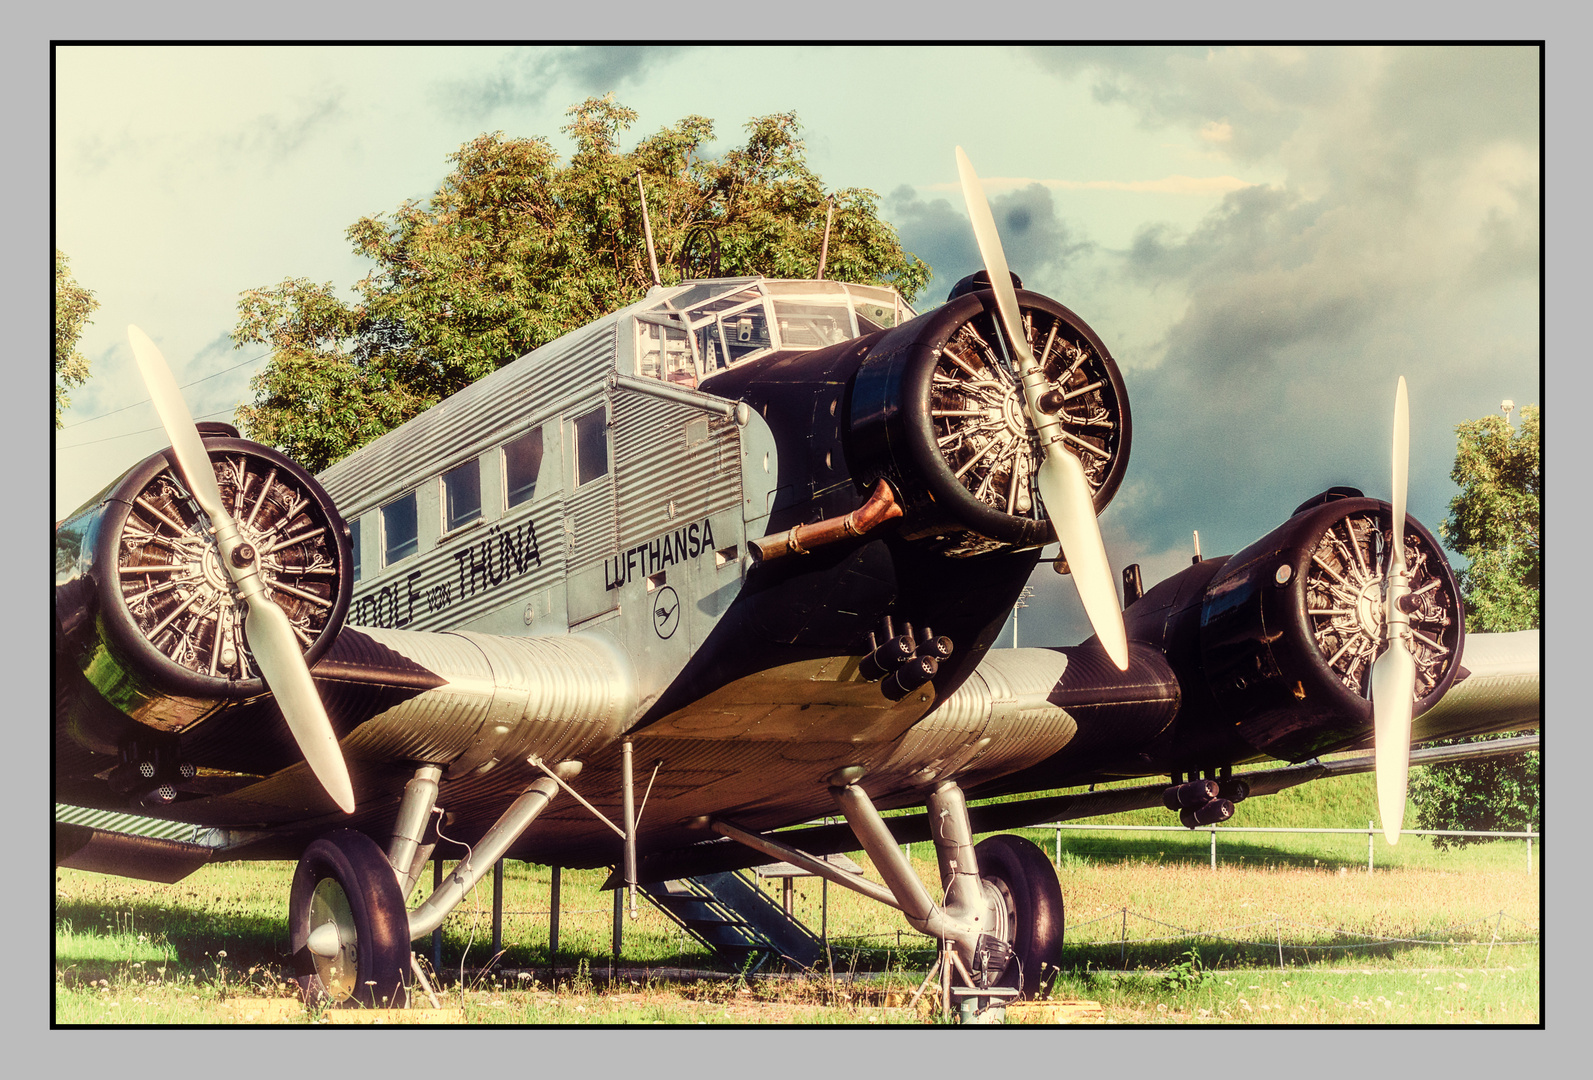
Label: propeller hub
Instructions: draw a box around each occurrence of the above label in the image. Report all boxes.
[1000,391,1030,440]
[199,544,234,596]
[1353,580,1386,639]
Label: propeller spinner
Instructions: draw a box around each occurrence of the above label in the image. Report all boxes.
[955,149,1129,670]
[1370,376,1414,844]
[127,326,356,814]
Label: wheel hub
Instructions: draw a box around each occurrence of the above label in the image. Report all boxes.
[307,877,360,1002]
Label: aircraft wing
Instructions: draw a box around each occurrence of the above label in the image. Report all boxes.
[1411,629,1539,742]
[622,730,1539,885]
[56,622,638,855]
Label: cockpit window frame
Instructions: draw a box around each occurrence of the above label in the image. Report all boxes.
[633,278,917,379]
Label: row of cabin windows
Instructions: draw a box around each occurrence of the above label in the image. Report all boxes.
[348,409,606,581]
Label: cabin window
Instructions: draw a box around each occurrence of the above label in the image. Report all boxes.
[573,406,609,486]
[442,459,482,532]
[772,298,854,347]
[637,321,696,387]
[503,426,546,508]
[720,303,772,364]
[849,285,902,333]
[695,322,726,373]
[381,491,419,565]
[349,517,362,581]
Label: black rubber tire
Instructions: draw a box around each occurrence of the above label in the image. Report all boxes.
[289,829,410,1008]
[973,833,1064,998]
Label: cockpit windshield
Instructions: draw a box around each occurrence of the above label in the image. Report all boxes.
[629,277,916,385]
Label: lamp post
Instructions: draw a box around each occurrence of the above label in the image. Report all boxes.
[1011,586,1035,648]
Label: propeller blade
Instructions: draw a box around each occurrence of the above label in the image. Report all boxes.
[955,149,1129,670]
[955,148,1029,365]
[127,326,229,521]
[1036,449,1130,669]
[124,326,355,814]
[1371,375,1415,845]
[1370,640,1416,845]
[1391,376,1409,571]
[245,598,356,814]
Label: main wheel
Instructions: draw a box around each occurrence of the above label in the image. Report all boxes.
[289,829,410,1008]
[973,833,1064,998]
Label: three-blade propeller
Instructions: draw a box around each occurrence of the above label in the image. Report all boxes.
[1370,376,1414,844]
[955,148,1129,671]
[127,326,356,814]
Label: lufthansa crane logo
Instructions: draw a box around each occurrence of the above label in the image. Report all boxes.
[652,586,681,640]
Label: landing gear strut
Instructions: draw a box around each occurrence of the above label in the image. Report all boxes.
[713,777,1066,999]
[289,829,410,1008]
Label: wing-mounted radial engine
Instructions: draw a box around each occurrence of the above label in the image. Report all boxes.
[1125,487,1465,768]
[55,426,353,796]
[846,281,1131,559]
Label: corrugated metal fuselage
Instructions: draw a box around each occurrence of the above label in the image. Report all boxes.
[87,290,1071,865]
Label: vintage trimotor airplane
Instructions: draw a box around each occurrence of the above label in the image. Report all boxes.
[54,151,1539,1008]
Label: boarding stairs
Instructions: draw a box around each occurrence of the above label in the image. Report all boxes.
[640,863,850,971]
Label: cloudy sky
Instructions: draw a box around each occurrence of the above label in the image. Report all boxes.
[51,44,1542,646]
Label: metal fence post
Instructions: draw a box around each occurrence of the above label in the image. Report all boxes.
[1120,907,1127,968]
[1210,826,1217,871]
[611,881,623,981]
[1056,826,1061,867]
[549,865,561,963]
[492,858,504,958]
[432,854,444,973]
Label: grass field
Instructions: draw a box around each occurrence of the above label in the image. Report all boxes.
[54,769,1541,1025]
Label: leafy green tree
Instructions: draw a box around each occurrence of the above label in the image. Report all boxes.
[55,250,99,429]
[234,96,931,471]
[1441,407,1540,632]
[1409,405,1540,845]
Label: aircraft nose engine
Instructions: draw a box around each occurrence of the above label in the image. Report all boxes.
[54,432,353,738]
[846,287,1130,558]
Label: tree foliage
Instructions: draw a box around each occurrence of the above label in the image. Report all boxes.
[1409,741,1538,848]
[1440,406,1540,633]
[1410,405,1541,845]
[55,250,99,429]
[234,97,931,471]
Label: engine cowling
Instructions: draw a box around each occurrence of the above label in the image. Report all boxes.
[54,433,352,747]
[846,287,1131,557]
[1188,490,1465,761]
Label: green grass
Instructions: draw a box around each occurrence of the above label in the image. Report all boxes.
[55,767,1539,1024]
[1000,767,1540,874]
[56,815,1541,1025]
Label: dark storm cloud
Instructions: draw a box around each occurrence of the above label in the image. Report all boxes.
[1028,46,1539,167]
[1028,45,1353,162]
[887,183,1091,305]
[1011,46,1539,596]
[442,46,686,119]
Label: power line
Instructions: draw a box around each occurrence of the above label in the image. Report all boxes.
[57,408,240,450]
[57,352,269,429]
